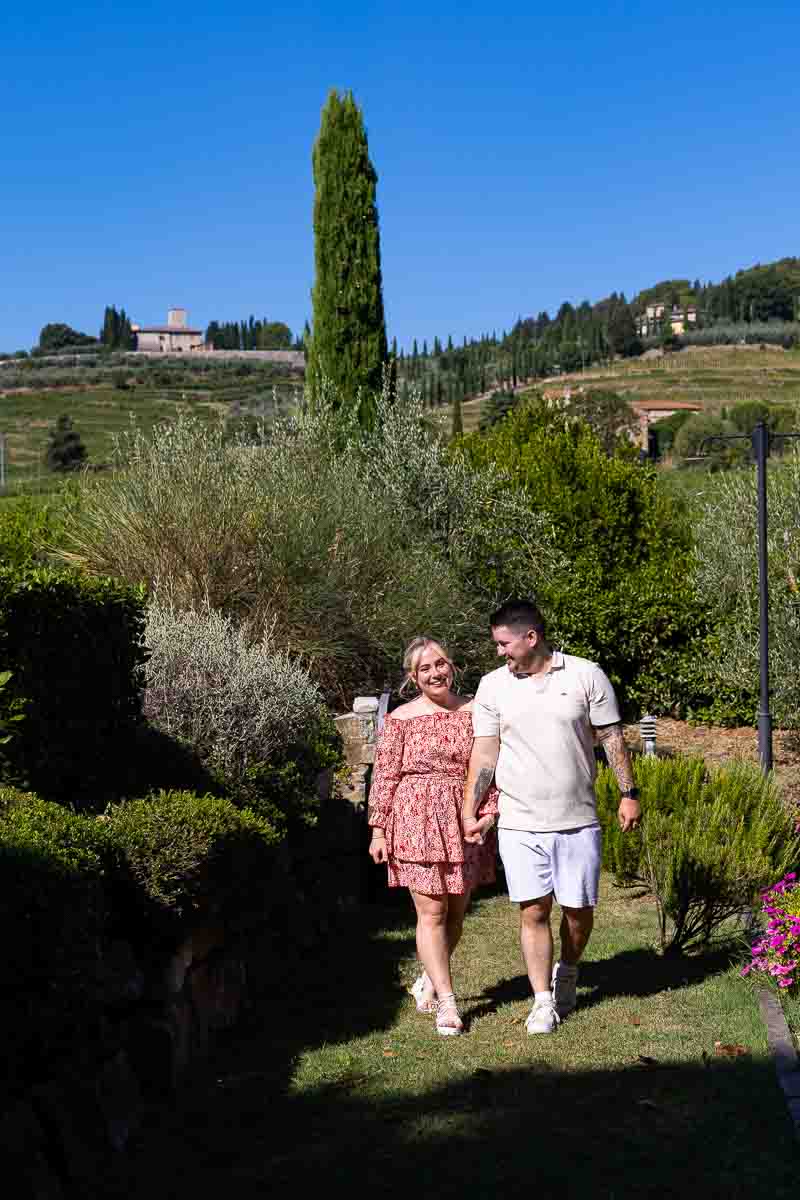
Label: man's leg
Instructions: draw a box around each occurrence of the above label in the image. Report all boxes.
[551,825,602,1018]
[519,894,561,1033]
[519,894,554,994]
[559,904,594,964]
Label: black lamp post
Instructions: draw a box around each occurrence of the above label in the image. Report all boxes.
[701,420,800,772]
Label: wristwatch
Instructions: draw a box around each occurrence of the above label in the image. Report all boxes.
[620,787,640,800]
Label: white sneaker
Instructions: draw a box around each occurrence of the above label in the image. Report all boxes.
[525,999,561,1035]
[551,962,579,1019]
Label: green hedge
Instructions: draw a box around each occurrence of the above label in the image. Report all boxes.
[0,567,147,808]
[0,793,108,1094]
[0,787,282,1094]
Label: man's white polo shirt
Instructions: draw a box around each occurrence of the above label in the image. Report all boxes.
[472,650,620,833]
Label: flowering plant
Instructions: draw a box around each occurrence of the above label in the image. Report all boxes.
[742,872,800,991]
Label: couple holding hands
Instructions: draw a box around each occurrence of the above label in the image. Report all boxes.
[368,599,641,1037]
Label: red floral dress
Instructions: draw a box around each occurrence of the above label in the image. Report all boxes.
[368,707,498,895]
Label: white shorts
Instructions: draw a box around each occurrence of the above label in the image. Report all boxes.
[498,824,602,907]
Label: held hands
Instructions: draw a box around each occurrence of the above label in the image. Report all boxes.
[618,796,642,833]
[463,813,496,845]
[369,830,388,864]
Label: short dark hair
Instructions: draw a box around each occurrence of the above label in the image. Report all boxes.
[489,599,547,638]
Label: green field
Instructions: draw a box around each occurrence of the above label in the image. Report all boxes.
[0,362,303,495]
[5,347,800,495]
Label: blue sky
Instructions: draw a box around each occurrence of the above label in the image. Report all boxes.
[2,1,798,350]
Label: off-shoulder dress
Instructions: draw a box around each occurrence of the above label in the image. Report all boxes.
[368,707,498,895]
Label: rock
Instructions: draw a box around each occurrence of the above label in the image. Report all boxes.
[100,940,144,1009]
[163,937,194,995]
[353,696,379,714]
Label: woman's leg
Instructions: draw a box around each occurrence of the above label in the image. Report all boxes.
[410,890,453,1001]
[445,888,472,959]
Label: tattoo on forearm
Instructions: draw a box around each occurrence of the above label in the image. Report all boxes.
[472,767,494,808]
[596,725,634,792]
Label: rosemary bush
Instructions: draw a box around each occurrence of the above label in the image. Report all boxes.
[597,756,799,953]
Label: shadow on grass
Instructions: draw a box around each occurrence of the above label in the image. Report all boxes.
[130,894,799,1200]
[467,939,741,1021]
[134,1050,798,1199]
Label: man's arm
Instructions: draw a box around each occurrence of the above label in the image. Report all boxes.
[463,735,500,843]
[593,722,641,832]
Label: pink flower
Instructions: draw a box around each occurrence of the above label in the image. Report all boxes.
[778,978,794,989]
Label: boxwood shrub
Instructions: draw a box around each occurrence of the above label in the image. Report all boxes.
[105,789,282,942]
[0,786,285,1095]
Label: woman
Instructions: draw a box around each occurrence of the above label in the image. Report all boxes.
[368,635,497,1036]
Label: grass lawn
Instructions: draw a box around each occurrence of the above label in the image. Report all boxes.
[132,875,799,1198]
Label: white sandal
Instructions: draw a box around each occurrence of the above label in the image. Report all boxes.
[409,971,436,1014]
[435,993,463,1037]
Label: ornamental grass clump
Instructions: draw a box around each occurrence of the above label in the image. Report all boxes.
[742,873,800,992]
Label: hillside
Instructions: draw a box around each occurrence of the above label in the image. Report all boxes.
[455,344,800,435]
[0,353,303,496]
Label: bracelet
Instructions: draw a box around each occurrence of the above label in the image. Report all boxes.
[370,830,386,840]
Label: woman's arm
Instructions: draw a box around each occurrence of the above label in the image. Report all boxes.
[368,717,405,862]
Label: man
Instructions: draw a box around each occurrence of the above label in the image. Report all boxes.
[463,599,640,1035]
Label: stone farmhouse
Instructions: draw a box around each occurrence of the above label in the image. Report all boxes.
[132,308,205,353]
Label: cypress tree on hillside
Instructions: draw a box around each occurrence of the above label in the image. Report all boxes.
[45,415,87,472]
[451,394,463,438]
[307,89,388,423]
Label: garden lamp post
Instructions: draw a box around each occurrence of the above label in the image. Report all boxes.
[701,420,800,773]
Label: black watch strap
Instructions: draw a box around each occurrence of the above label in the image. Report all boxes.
[621,787,640,800]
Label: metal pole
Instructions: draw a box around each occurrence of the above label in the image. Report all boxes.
[753,421,772,772]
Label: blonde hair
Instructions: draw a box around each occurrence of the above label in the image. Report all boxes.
[400,634,456,694]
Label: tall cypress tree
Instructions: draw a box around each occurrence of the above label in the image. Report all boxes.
[307,89,388,423]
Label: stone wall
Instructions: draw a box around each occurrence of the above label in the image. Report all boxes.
[0,923,253,1198]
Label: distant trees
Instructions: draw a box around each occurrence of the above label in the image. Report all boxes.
[565,389,639,456]
[606,300,642,358]
[306,89,388,422]
[45,415,87,472]
[205,318,293,351]
[100,306,135,350]
[38,324,97,353]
